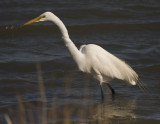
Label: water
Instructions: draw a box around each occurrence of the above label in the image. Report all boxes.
[0,0,160,124]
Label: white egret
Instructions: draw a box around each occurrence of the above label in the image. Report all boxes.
[24,12,144,99]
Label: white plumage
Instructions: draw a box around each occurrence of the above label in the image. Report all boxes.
[24,12,140,99]
[79,44,138,85]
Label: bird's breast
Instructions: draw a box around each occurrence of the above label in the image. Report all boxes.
[77,59,91,73]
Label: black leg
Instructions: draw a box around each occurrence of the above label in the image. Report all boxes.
[107,83,115,95]
[100,84,104,100]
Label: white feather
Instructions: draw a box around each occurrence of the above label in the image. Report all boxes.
[79,44,138,85]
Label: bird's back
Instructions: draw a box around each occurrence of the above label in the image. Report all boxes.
[80,44,138,85]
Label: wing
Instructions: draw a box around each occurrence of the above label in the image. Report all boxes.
[81,44,138,85]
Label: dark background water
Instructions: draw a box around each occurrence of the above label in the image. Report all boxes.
[0,0,160,124]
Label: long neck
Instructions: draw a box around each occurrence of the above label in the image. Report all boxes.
[50,14,84,67]
[51,15,69,39]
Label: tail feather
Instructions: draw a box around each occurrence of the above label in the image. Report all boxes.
[131,80,136,85]
[132,78,152,97]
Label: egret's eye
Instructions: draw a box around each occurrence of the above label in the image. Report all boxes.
[41,15,46,18]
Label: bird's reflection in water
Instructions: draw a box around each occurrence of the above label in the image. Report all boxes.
[88,99,136,123]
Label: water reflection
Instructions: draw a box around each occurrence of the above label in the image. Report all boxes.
[88,99,136,123]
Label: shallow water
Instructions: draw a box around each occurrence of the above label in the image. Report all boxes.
[0,0,160,124]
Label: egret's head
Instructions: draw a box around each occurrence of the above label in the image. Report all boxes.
[24,11,53,26]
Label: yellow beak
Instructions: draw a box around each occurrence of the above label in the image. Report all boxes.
[23,16,41,26]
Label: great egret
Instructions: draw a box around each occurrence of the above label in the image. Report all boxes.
[24,12,143,99]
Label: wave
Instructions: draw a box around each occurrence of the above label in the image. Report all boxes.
[139,64,160,72]
[0,57,76,73]
[0,21,160,37]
